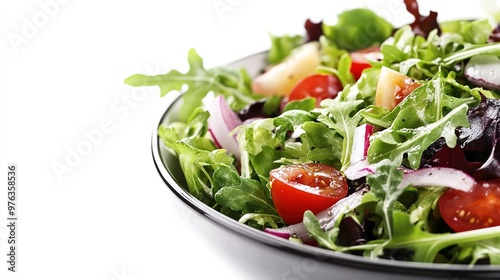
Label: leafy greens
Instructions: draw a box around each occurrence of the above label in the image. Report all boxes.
[126,1,500,265]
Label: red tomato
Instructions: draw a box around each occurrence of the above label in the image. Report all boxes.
[439,179,500,232]
[350,46,382,80]
[288,74,343,107]
[270,163,348,225]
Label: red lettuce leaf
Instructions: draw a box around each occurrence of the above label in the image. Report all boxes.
[421,140,484,179]
[489,24,500,43]
[403,0,441,38]
[304,19,323,43]
[421,97,500,180]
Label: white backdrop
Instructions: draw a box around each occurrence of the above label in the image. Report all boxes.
[0,1,493,279]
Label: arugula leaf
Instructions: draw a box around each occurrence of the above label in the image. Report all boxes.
[368,70,474,168]
[348,211,500,263]
[323,160,500,263]
[302,122,343,169]
[467,238,500,264]
[407,187,445,231]
[159,109,282,229]
[303,210,340,251]
[378,20,500,80]
[240,106,344,173]
[238,98,364,184]
[445,71,499,100]
[213,166,279,228]
[239,213,282,229]
[317,100,364,170]
[442,43,500,65]
[360,106,392,128]
[366,159,405,239]
[384,70,476,126]
[385,212,500,263]
[369,103,469,169]
[125,48,260,122]
[340,162,500,263]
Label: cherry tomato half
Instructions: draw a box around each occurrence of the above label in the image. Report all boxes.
[439,179,500,232]
[350,46,382,80]
[270,163,348,225]
[288,74,343,107]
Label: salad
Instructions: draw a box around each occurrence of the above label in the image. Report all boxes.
[126,0,500,265]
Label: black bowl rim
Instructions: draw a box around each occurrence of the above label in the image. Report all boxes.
[150,51,500,278]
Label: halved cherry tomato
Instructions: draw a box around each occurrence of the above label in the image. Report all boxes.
[350,46,383,80]
[287,74,343,107]
[438,179,500,232]
[270,163,348,225]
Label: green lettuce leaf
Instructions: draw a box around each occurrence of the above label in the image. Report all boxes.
[158,107,234,205]
[268,33,304,64]
[323,8,393,52]
[460,19,495,45]
[237,109,315,184]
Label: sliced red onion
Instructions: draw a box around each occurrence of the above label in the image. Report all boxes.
[344,124,375,180]
[397,167,476,192]
[264,188,367,242]
[343,159,375,180]
[206,95,242,159]
[351,124,374,164]
[241,117,264,126]
[345,159,476,193]
[464,55,500,91]
[264,223,310,240]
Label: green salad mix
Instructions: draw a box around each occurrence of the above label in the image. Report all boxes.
[126,0,500,264]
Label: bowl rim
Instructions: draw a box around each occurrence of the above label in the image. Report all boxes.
[150,51,500,278]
